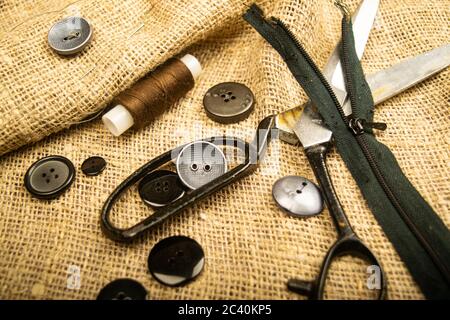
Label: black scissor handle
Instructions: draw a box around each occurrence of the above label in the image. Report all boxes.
[289,141,386,299]
[101,116,277,242]
[288,233,386,300]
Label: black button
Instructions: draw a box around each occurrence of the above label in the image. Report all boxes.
[203,82,255,123]
[148,236,205,286]
[24,155,75,199]
[97,279,147,300]
[138,170,186,208]
[81,156,107,176]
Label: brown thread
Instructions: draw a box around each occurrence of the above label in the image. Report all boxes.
[112,58,195,129]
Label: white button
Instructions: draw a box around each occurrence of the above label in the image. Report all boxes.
[48,17,93,55]
[176,141,227,190]
[272,176,324,217]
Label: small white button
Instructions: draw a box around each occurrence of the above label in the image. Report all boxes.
[48,17,93,55]
[272,176,324,217]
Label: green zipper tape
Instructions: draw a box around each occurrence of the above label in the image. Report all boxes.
[244,4,450,299]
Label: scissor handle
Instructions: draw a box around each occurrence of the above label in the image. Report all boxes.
[305,142,353,236]
[288,233,386,300]
[101,116,277,242]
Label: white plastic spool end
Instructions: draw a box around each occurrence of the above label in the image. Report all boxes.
[102,104,134,136]
[179,54,202,81]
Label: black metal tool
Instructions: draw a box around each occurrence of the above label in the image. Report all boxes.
[100,0,450,300]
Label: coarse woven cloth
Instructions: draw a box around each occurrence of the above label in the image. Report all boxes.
[0,0,449,299]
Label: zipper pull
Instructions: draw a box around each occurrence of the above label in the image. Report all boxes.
[348,117,387,135]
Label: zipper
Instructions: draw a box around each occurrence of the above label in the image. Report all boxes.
[338,14,450,282]
[272,14,449,282]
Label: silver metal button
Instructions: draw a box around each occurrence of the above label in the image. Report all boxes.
[203,82,255,124]
[272,176,324,217]
[176,141,227,190]
[48,17,92,55]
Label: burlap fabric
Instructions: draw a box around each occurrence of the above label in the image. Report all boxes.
[0,0,448,299]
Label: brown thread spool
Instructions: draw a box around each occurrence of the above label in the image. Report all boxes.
[102,54,201,136]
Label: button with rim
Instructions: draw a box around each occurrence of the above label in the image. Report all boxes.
[272,176,324,217]
[203,82,255,124]
[148,236,205,287]
[48,16,93,55]
[176,141,227,190]
[24,155,75,200]
[81,156,107,176]
[97,279,147,300]
[138,170,186,207]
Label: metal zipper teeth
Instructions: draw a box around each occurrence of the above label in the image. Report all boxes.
[272,18,349,126]
[338,18,450,282]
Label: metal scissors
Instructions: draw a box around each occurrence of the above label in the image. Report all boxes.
[101,0,450,299]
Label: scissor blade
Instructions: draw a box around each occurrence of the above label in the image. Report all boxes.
[287,0,379,148]
[363,43,450,107]
[328,0,380,90]
[277,45,450,146]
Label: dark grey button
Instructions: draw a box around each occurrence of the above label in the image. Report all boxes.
[176,141,227,190]
[138,170,186,207]
[48,16,92,55]
[81,156,107,176]
[24,155,75,200]
[97,279,147,300]
[203,82,255,123]
[148,236,205,287]
[272,176,324,217]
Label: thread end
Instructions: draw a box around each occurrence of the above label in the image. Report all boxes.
[102,104,134,136]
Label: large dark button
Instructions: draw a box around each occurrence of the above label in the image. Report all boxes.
[138,170,186,207]
[148,236,205,286]
[24,155,75,200]
[97,279,147,300]
[203,82,255,123]
[48,16,93,55]
[81,156,107,176]
[272,176,324,217]
[176,141,228,190]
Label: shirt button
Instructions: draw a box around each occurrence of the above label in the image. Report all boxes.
[203,82,255,123]
[176,141,227,190]
[148,236,205,287]
[48,16,93,55]
[97,279,147,300]
[81,156,107,176]
[272,176,324,217]
[24,155,75,200]
[138,170,186,207]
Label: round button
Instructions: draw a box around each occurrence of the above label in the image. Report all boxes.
[81,156,107,176]
[272,176,324,217]
[24,155,75,200]
[203,82,255,124]
[97,279,147,300]
[148,236,205,287]
[138,170,186,207]
[176,141,227,190]
[48,16,93,55]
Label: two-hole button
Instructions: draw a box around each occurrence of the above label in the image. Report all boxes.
[272,176,324,217]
